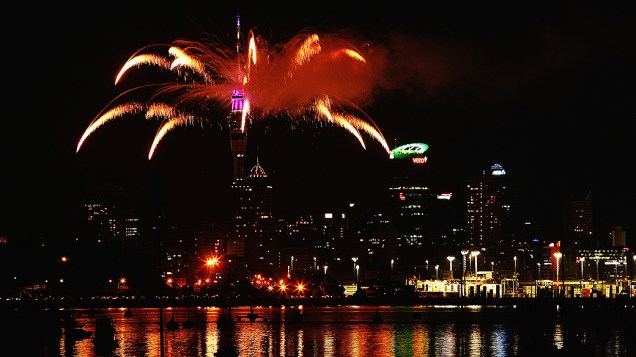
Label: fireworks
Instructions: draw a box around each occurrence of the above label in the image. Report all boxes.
[77,18,390,159]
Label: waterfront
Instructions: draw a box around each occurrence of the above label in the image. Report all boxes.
[2,304,634,356]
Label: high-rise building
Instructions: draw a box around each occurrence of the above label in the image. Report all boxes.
[195,226,228,260]
[387,143,434,250]
[193,226,227,283]
[81,183,126,243]
[465,163,511,249]
[564,190,594,249]
[385,141,468,276]
[162,225,195,287]
[610,226,626,247]
[243,156,276,275]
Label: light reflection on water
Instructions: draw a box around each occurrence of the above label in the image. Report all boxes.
[3,305,633,356]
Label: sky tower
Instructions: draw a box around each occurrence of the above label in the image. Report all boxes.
[229,12,247,182]
[227,12,250,261]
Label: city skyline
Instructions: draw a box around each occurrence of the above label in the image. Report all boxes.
[2,4,634,241]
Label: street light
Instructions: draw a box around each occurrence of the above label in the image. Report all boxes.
[324,264,328,276]
[614,261,619,292]
[118,277,126,291]
[356,264,360,283]
[554,252,562,297]
[313,257,317,271]
[352,257,358,282]
[390,259,394,276]
[471,251,480,277]
[632,255,636,298]
[447,256,455,279]
[461,250,469,277]
[435,265,439,280]
[579,257,585,290]
[460,250,469,297]
[514,256,518,293]
[536,263,541,298]
[595,257,600,281]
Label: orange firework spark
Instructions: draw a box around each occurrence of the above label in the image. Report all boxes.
[77,22,389,159]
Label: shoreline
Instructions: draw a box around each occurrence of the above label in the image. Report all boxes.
[3,296,636,312]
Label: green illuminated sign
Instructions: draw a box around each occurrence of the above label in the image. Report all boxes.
[389,143,429,159]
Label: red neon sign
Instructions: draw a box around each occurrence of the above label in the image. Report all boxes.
[412,156,428,164]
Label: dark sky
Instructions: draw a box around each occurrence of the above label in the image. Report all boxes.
[2,4,634,240]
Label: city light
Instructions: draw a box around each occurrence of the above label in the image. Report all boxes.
[554,252,562,296]
[471,251,481,277]
[352,257,358,282]
[579,257,585,290]
[513,256,517,293]
[460,250,469,278]
[206,257,219,267]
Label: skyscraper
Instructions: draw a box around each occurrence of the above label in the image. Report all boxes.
[564,190,594,249]
[387,143,433,250]
[243,156,276,275]
[465,163,511,249]
[82,183,126,243]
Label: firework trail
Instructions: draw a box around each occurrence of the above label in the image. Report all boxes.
[77,22,390,159]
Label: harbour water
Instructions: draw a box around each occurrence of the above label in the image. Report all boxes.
[2,304,634,356]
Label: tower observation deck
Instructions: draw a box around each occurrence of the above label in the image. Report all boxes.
[229,89,246,182]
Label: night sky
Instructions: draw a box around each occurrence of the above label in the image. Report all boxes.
[2,4,634,241]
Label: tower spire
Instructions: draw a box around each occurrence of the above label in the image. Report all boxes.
[236,10,241,83]
[249,147,267,178]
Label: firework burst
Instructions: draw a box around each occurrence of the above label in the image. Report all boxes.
[77,19,390,159]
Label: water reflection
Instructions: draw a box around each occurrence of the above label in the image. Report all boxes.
[1,305,633,356]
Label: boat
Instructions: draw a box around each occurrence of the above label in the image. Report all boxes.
[246,308,259,322]
[166,310,180,330]
[92,317,119,352]
[182,307,194,328]
[237,306,266,322]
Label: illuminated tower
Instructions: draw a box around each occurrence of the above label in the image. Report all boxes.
[228,13,249,261]
[229,13,247,182]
